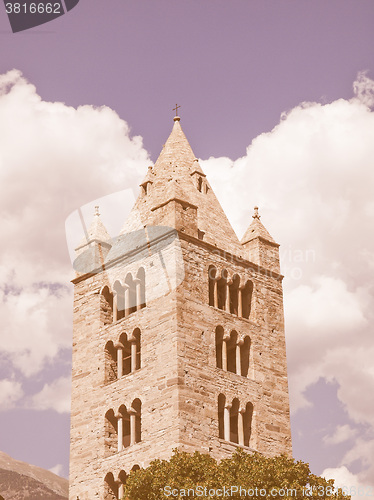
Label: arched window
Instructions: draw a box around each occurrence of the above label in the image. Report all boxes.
[230,398,240,444]
[105,341,117,383]
[119,333,131,376]
[104,409,117,456]
[241,280,253,319]
[208,266,217,307]
[136,267,146,309]
[100,286,113,325]
[132,398,142,444]
[131,464,140,472]
[125,273,137,315]
[218,394,226,439]
[217,270,227,310]
[218,396,252,446]
[240,336,251,377]
[215,326,224,369]
[226,330,237,374]
[243,402,254,447]
[113,280,125,321]
[115,329,141,378]
[104,472,118,500]
[118,404,131,450]
[229,275,240,315]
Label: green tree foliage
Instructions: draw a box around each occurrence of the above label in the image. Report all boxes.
[123,449,349,500]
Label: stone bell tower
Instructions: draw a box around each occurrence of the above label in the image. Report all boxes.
[68,115,292,500]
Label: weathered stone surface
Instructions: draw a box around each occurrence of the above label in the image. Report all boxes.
[69,117,292,500]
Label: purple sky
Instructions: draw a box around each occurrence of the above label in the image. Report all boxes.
[0,0,373,488]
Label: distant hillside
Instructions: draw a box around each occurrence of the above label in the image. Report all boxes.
[0,451,68,500]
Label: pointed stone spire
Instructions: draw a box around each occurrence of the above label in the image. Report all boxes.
[152,115,197,178]
[73,206,113,275]
[76,205,111,251]
[120,116,240,252]
[241,206,277,246]
[241,207,280,274]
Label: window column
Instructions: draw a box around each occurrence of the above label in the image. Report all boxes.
[116,413,123,452]
[129,408,137,446]
[238,286,243,317]
[224,403,231,441]
[129,335,137,372]
[238,408,245,446]
[225,279,232,312]
[236,340,243,376]
[114,342,124,378]
[222,336,229,371]
[124,285,130,317]
[113,292,118,322]
[118,482,124,500]
[214,278,218,308]
[135,279,142,311]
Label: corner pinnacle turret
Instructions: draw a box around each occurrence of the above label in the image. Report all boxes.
[76,205,111,251]
[241,206,277,246]
[241,206,280,274]
[74,205,112,274]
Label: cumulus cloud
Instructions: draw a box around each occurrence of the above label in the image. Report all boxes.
[201,72,374,481]
[341,437,374,486]
[322,466,363,491]
[323,425,358,445]
[0,379,23,410]
[30,376,71,413]
[0,70,150,382]
[0,286,72,377]
[0,69,149,283]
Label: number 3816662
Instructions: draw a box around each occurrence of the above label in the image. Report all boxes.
[5,3,62,14]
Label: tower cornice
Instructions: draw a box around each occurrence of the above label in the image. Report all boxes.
[71,225,284,286]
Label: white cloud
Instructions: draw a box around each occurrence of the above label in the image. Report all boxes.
[0,286,72,377]
[30,376,71,413]
[323,425,358,445]
[0,70,150,379]
[0,379,23,410]
[0,70,149,284]
[322,466,363,492]
[286,276,366,334]
[341,438,374,487]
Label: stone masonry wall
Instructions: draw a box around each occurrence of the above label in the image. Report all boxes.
[174,235,292,460]
[69,228,292,499]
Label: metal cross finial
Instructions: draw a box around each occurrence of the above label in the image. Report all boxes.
[173,103,181,116]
